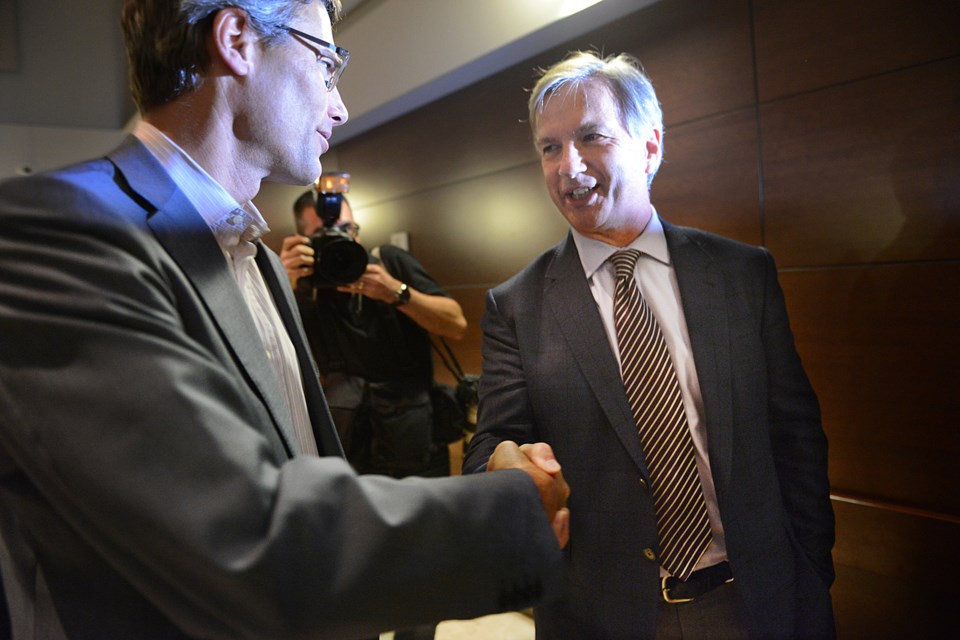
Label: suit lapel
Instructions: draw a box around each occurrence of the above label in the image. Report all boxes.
[543,234,651,479]
[664,222,734,494]
[107,136,301,457]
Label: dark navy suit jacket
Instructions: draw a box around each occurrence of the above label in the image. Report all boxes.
[464,224,835,639]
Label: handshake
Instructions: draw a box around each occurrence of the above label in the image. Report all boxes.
[488,441,571,548]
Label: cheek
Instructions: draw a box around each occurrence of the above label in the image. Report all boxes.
[541,161,558,186]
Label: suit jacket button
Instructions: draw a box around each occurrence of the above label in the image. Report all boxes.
[643,548,657,562]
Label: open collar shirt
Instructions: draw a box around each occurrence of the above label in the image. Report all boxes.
[132,121,317,455]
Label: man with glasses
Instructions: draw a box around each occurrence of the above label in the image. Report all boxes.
[0,1,569,638]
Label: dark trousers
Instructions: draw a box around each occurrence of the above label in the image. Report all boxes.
[656,581,749,640]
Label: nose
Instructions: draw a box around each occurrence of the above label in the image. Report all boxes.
[329,87,349,126]
[558,142,585,178]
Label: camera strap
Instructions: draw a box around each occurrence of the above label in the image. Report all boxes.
[430,336,466,383]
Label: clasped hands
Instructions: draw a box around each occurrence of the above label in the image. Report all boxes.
[488,441,571,549]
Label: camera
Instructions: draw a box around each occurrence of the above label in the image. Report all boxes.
[308,172,368,287]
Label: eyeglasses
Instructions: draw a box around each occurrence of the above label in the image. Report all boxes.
[335,221,360,235]
[282,26,350,92]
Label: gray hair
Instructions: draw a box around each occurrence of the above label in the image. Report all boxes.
[121,0,342,113]
[528,51,664,186]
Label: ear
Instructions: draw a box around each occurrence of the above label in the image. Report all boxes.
[209,8,258,77]
[645,128,663,177]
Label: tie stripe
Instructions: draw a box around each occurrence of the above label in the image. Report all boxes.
[611,249,711,581]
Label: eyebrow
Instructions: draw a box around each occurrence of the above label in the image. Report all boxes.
[536,124,602,147]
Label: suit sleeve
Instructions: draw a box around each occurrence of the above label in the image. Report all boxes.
[759,248,835,587]
[0,173,563,639]
[462,287,540,475]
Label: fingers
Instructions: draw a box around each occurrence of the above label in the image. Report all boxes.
[280,236,315,280]
[335,279,366,296]
[552,507,570,549]
[519,442,562,475]
[487,441,571,546]
[280,234,310,252]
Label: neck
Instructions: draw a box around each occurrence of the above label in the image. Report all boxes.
[144,94,262,205]
[587,207,654,248]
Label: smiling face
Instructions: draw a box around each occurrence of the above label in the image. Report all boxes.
[245,3,348,186]
[534,79,661,247]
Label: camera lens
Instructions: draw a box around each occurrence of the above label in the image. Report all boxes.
[311,232,368,286]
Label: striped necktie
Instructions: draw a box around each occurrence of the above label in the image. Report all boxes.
[610,249,711,581]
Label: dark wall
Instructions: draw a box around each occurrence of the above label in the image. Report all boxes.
[324,0,960,635]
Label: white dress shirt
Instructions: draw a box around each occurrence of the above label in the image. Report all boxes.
[571,209,728,573]
[133,121,318,455]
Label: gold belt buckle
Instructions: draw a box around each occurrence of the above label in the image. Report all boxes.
[661,576,695,604]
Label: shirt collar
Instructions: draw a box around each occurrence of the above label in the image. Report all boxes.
[571,207,671,280]
[132,121,270,255]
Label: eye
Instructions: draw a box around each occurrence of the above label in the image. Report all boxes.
[317,55,335,73]
[540,143,559,156]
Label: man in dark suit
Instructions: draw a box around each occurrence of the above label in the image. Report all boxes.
[0,1,569,638]
[463,51,835,639]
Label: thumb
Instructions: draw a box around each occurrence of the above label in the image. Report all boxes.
[519,442,562,475]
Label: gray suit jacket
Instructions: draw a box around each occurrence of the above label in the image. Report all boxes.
[0,136,563,639]
[464,225,835,639]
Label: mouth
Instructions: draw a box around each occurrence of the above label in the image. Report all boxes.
[567,185,597,202]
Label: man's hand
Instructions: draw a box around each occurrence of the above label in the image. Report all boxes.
[488,441,570,548]
[280,235,314,286]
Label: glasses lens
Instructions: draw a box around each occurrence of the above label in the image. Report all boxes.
[326,50,349,91]
[283,26,349,92]
[336,221,359,234]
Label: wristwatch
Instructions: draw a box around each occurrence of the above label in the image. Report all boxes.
[392,282,411,307]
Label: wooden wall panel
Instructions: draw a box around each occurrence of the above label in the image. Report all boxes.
[754,0,960,102]
[432,287,486,387]
[761,58,960,267]
[831,499,957,638]
[781,263,960,515]
[579,0,755,127]
[333,0,756,211]
[654,108,761,244]
[351,162,568,289]
[334,62,538,210]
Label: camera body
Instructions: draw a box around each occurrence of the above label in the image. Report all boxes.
[308,173,368,287]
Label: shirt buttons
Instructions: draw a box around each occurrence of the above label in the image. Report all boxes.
[643,548,657,562]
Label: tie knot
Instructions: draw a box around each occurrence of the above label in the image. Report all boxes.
[610,249,642,280]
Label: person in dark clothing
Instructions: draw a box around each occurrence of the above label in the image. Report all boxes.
[280,189,467,479]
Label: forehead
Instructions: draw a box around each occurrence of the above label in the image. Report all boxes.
[294,1,335,39]
[536,80,622,137]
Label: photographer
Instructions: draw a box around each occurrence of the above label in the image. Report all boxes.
[280,179,467,483]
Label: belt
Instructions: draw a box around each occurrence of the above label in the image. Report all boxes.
[661,561,734,604]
